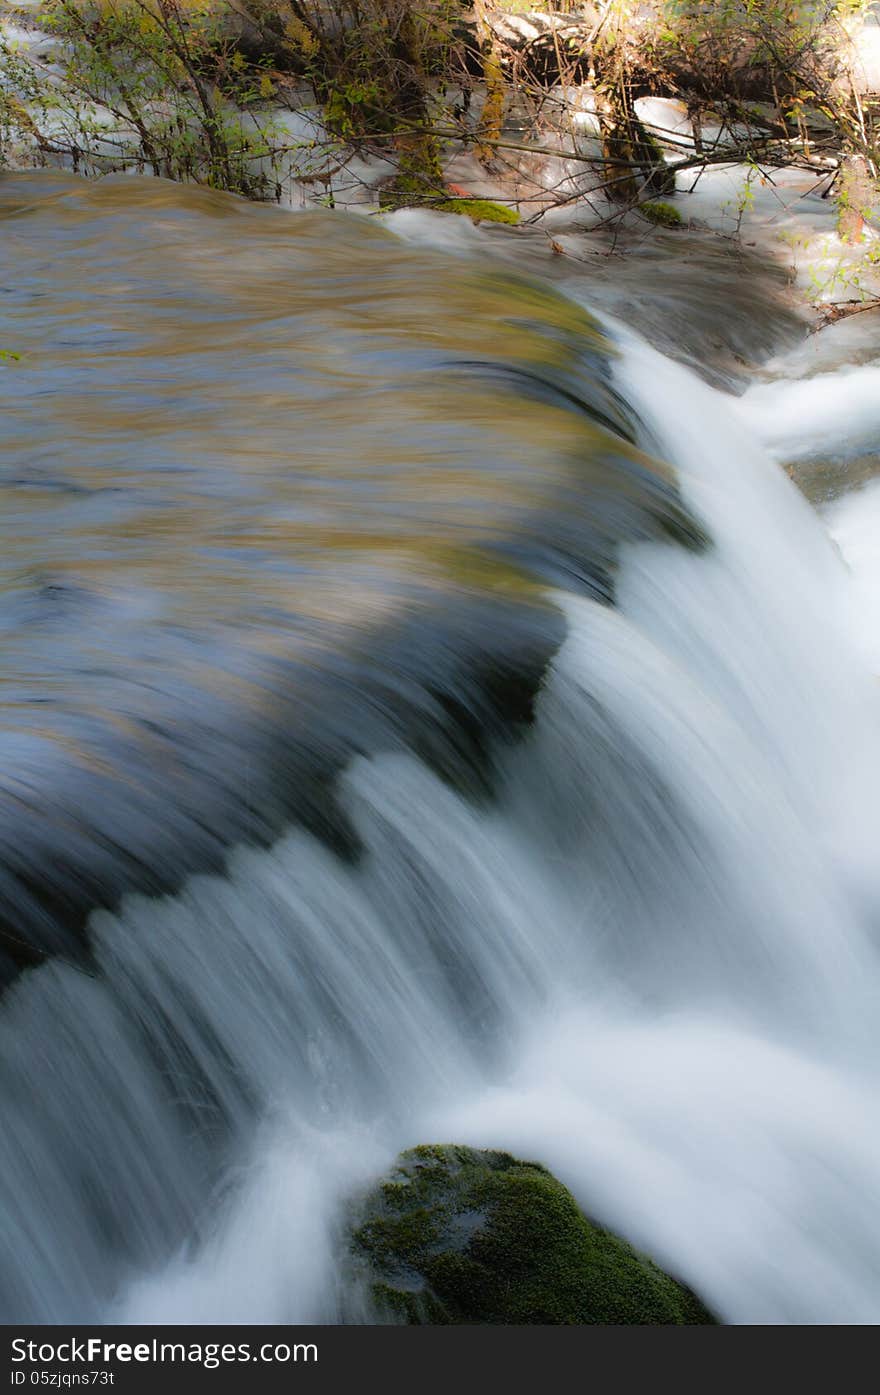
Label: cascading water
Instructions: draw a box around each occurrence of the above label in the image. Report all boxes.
[1,170,880,1326]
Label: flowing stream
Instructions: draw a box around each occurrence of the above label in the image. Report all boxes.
[2,169,880,1325]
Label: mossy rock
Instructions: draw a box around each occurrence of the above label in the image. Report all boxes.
[639,200,684,229]
[435,198,520,225]
[351,1144,716,1324]
[379,182,520,225]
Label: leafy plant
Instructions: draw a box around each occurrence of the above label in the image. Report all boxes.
[1,0,307,195]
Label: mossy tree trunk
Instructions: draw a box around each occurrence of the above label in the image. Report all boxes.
[389,7,444,196]
[473,0,506,165]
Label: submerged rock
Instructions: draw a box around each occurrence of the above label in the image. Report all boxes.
[351,1144,716,1324]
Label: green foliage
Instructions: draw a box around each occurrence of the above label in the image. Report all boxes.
[0,0,304,195]
[639,198,683,226]
[352,1144,717,1325]
[0,0,503,203]
[274,0,458,191]
[659,0,878,170]
[323,79,389,143]
[0,0,463,195]
[0,351,21,362]
[660,0,864,71]
[801,236,880,304]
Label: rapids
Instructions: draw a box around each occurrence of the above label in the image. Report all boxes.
[1,169,880,1325]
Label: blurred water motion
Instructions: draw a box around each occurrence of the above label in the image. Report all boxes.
[1,171,880,1324]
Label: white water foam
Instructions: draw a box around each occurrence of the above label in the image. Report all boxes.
[739,363,880,462]
[825,477,880,673]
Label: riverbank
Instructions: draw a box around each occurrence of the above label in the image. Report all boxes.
[5,2,880,348]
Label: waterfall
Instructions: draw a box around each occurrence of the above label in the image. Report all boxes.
[2,172,880,1325]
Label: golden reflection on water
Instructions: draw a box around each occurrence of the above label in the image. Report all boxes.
[0,169,681,632]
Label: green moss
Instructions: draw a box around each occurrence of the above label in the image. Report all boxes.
[379,175,436,211]
[639,200,684,228]
[409,1143,457,1164]
[637,125,676,196]
[350,1144,717,1325]
[353,1206,440,1269]
[379,187,520,224]
[436,198,520,225]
